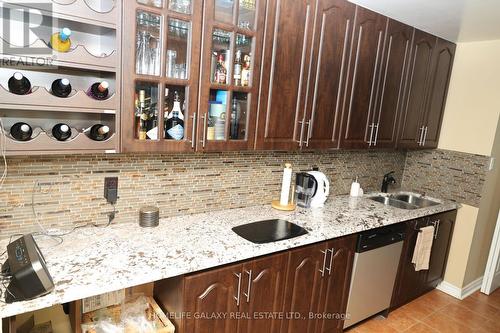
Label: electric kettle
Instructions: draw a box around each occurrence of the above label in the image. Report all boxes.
[307,171,330,208]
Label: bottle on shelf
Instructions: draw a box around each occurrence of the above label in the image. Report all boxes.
[51,78,72,98]
[8,72,32,95]
[52,123,72,141]
[164,91,184,140]
[10,122,33,141]
[241,54,251,87]
[137,90,148,140]
[230,98,240,139]
[234,50,242,86]
[215,53,227,85]
[49,27,72,53]
[88,124,111,141]
[87,81,110,100]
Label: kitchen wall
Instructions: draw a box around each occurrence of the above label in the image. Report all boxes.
[0,150,406,238]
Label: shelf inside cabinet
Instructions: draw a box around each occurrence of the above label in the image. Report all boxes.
[14,0,119,29]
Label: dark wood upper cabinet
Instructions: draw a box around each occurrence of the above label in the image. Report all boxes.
[421,38,456,148]
[397,30,455,149]
[121,1,203,153]
[339,7,387,149]
[397,30,436,149]
[196,0,267,151]
[370,19,414,148]
[302,0,356,150]
[255,0,316,150]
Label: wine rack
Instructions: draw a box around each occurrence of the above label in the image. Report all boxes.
[0,0,121,155]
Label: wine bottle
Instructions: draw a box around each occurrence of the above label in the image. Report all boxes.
[51,78,72,98]
[234,50,242,86]
[230,98,240,139]
[215,53,227,84]
[52,123,72,141]
[87,81,110,100]
[49,27,72,53]
[89,124,110,141]
[8,72,32,95]
[241,55,251,87]
[10,122,32,141]
[165,91,184,140]
[137,90,147,140]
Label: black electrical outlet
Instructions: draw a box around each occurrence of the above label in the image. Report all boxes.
[104,177,118,204]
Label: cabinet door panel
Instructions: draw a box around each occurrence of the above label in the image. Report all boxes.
[281,242,327,333]
[422,39,456,148]
[304,0,355,149]
[238,253,287,333]
[340,7,387,149]
[256,0,315,150]
[372,20,413,148]
[397,30,436,149]
[184,263,242,333]
[391,219,427,308]
[317,235,356,333]
[426,210,456,289]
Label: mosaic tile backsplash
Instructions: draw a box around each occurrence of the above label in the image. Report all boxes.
[402,149,491,207]
[0,151,406,238]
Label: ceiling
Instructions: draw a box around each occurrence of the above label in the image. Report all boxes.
[348,0,500,42]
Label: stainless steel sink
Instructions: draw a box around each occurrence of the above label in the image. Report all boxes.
[369,193,439,210]
[390,194,440,208]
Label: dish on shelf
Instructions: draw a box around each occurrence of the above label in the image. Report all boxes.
[0,86,117,111]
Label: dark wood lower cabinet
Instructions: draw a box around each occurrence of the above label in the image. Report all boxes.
[155,235,356,333]
[391,210,456,309]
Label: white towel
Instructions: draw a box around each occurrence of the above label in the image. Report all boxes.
[412,225,435,271]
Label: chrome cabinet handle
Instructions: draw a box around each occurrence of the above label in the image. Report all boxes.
[243,270,252,303]
[319,249,328,277]
[368,123,375,146]
[200,113,207,148]
[422,126,428,146]
[373,123,380,146]
[298,120,305,147]
[326,248,334,275]
[417,126,425,146]
[234,272,242,306]
[432,219,440,239]
[305,120,312,147]
[190,112,197,149]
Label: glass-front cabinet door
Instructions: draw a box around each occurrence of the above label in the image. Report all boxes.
[197,0,266,151]
[121,0,202,152]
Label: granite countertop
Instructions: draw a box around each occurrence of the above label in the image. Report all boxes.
[0,192,459,318]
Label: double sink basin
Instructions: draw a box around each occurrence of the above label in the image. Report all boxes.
[369,193,440,210]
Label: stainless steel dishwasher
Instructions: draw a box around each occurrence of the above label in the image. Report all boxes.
[344,223,406,328]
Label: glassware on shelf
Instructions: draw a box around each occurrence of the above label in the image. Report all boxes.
[136,11,162,76]
[137,0,163,8]
[230,92,248,140]
[215,0,234,24]
[135,82,159,140]
[238,0,256,30]
[166,19,190,80]
[168,0,191,14]
[208,90,227,140]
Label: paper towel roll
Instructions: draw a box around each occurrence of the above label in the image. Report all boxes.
[280,163,292,205]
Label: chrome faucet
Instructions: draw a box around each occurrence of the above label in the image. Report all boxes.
[381,171,396,193]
